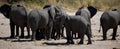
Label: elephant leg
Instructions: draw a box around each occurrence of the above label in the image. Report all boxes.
[112,26,118,40]
[102,27,108,40]
[89,26,92,38]
[86,26,92,44]
[61,26,65,38]
[51,28,56,40]
[56,26,64,39]
[78,32,85,44]
[86,29,92,44]
[56,28,60,40]
[10,20,15,38]
[70,31,74,44]
[31,29,36,41]
[86,33,92,44]
[46,22,53,40]
[41,29,46,39]
[47,27,52,40]
[41,28,46,39]
[88,22,92,38]
[20,27,24,38]
[66,28,74,44]
[16,25,19,37]
[26,26,30,38]
[35,29,41,40]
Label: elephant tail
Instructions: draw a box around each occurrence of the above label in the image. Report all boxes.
[98,24,101,33]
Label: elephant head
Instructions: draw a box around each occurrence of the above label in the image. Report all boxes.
[76,6,97,18]
[54,6,67,25]
[43,5,66,21]
[43,5,56,20]
[0,4,11,18]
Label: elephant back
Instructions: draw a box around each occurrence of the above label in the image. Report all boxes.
[76,6,97,18]
[10,5,28,26]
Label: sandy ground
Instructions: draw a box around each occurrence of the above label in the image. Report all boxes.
[0,11,120,49]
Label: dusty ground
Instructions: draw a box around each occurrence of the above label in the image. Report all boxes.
[0,11,120,49]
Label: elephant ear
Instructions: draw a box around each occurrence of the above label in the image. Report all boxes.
[43,5,56,20]
[43,4,52,9]
[54,6,66,17]
[54,6,61,16]
[48,7,56,20]
[87,6,97,18]
[75,6,84,15]
[0,3,11,18]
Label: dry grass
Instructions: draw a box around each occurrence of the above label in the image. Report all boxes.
[0,0,120,11]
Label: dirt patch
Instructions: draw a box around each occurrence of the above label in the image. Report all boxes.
[0,11,120,49]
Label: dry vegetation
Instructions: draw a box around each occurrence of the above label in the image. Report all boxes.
[0,0,120,11]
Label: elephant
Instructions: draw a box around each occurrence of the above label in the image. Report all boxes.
[34,5,64,40]
[75,6,97,38]
[99,9,120,40]
[0,4,30,39]
[40,5,65,40]
[28,5,62,41]
[28,9,53,41]
[35,5,55,40]
[55,14,92,44]
[54,9,92,44]
[76,6,97,19]
[51,6,66,40]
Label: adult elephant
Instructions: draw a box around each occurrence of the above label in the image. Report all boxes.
[99,9,120,40]
[76,6,97,19]
[36,5,63,40]
[35,5,56,40]
[55,11,92,44]
[40,5,65,40]
[0,4,30,38]
[28,5,62,41]
[75,6,97,38]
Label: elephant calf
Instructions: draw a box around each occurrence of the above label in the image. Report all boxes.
[75,6,97,38]
[99,9,120,40]
[55,12,92,44]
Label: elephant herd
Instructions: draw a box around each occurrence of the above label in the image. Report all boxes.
[0,3,119,45]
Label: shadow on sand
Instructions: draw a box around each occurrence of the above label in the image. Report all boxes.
[43,42,70,45]
[0,36,14,41]
[0,36,32,42]
[11,39,32,42]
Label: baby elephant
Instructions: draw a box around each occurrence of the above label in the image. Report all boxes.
[55,13,92,44]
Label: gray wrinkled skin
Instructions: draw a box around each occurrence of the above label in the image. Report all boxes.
[75,6,97,38]
[100,9,120,40]
[0,4,30,39]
